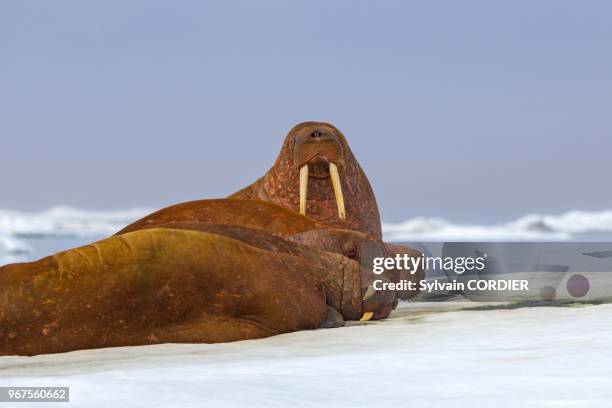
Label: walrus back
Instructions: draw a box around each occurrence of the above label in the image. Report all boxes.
[116,198,329,237]
[0,228,348,355]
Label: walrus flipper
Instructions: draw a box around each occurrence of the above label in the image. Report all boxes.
[149,315,280,344]
[320,306,345,329]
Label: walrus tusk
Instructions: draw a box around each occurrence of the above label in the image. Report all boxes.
[299,165,309,216]
[362,285,377,301]
[360,312,374,321]
[329,163,346,220]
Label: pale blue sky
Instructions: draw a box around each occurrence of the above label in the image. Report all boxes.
[1,1,610,222]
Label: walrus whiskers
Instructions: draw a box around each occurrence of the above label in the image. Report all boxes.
[299,165,309,216]
[329,163,346,220]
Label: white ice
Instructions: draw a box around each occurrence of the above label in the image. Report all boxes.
[0,206,152,264]
[0,206,152,238]
[1,302,611,408]
[0,233,31,264]
[3,206,612,245]
[383,209,612,241]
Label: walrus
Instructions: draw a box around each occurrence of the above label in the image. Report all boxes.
[120,222,401,320]
[117,199,331,239]
[229,122,382,240]
[118,199,376,263]
[0,227,392,356]
[117,198,423,302]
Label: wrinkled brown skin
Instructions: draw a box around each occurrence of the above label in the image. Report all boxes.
[229,122,382,240]
[118,198,423,303]
[119,199,378,267]
[119,222,400,319]
[118,199,330,238]
[0,228,365,356]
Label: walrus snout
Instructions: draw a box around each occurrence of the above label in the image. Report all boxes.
[359,243,425,318]
[294,126,346,220]
[384,243,425,301]
[310,130,320,138]
[361,276,396,320]
[292,123,344,167]
[293,143,343,171]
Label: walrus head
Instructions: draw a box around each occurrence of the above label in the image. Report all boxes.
[291,123,347,219]
[289,228,423,320]
[231,122,382,240]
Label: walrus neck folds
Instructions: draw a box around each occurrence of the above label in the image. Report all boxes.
[261,156,382,240]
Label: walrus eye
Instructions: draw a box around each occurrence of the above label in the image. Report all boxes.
[346,246,358,259]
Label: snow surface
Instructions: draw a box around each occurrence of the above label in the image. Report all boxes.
[2,208,611,407]
[1,302,611,408]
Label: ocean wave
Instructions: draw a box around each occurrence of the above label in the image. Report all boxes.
[382,209,612,241]
[0,206,153,238]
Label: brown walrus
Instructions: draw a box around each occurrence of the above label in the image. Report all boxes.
[121,222,401,321]
[117,198,424,302]
[118,199,378,264]
[229,122,382,240]
[0,227,388,356]
[118,199,331,239]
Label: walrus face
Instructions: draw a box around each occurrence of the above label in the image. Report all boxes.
[358,242,424,319]
[291,124,346,220]
[288,228,418,320]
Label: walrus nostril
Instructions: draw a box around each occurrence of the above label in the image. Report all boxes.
[310,131,321,139]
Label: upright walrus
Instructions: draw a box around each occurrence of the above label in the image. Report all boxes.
[229,122,382,240]
[0,227,387,356]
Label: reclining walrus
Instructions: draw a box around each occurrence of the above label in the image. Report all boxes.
[0,123,422,356]
[118,198,379,264]
[117,198,424,301]
[229,122,382,240]
[0,227,392,356]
